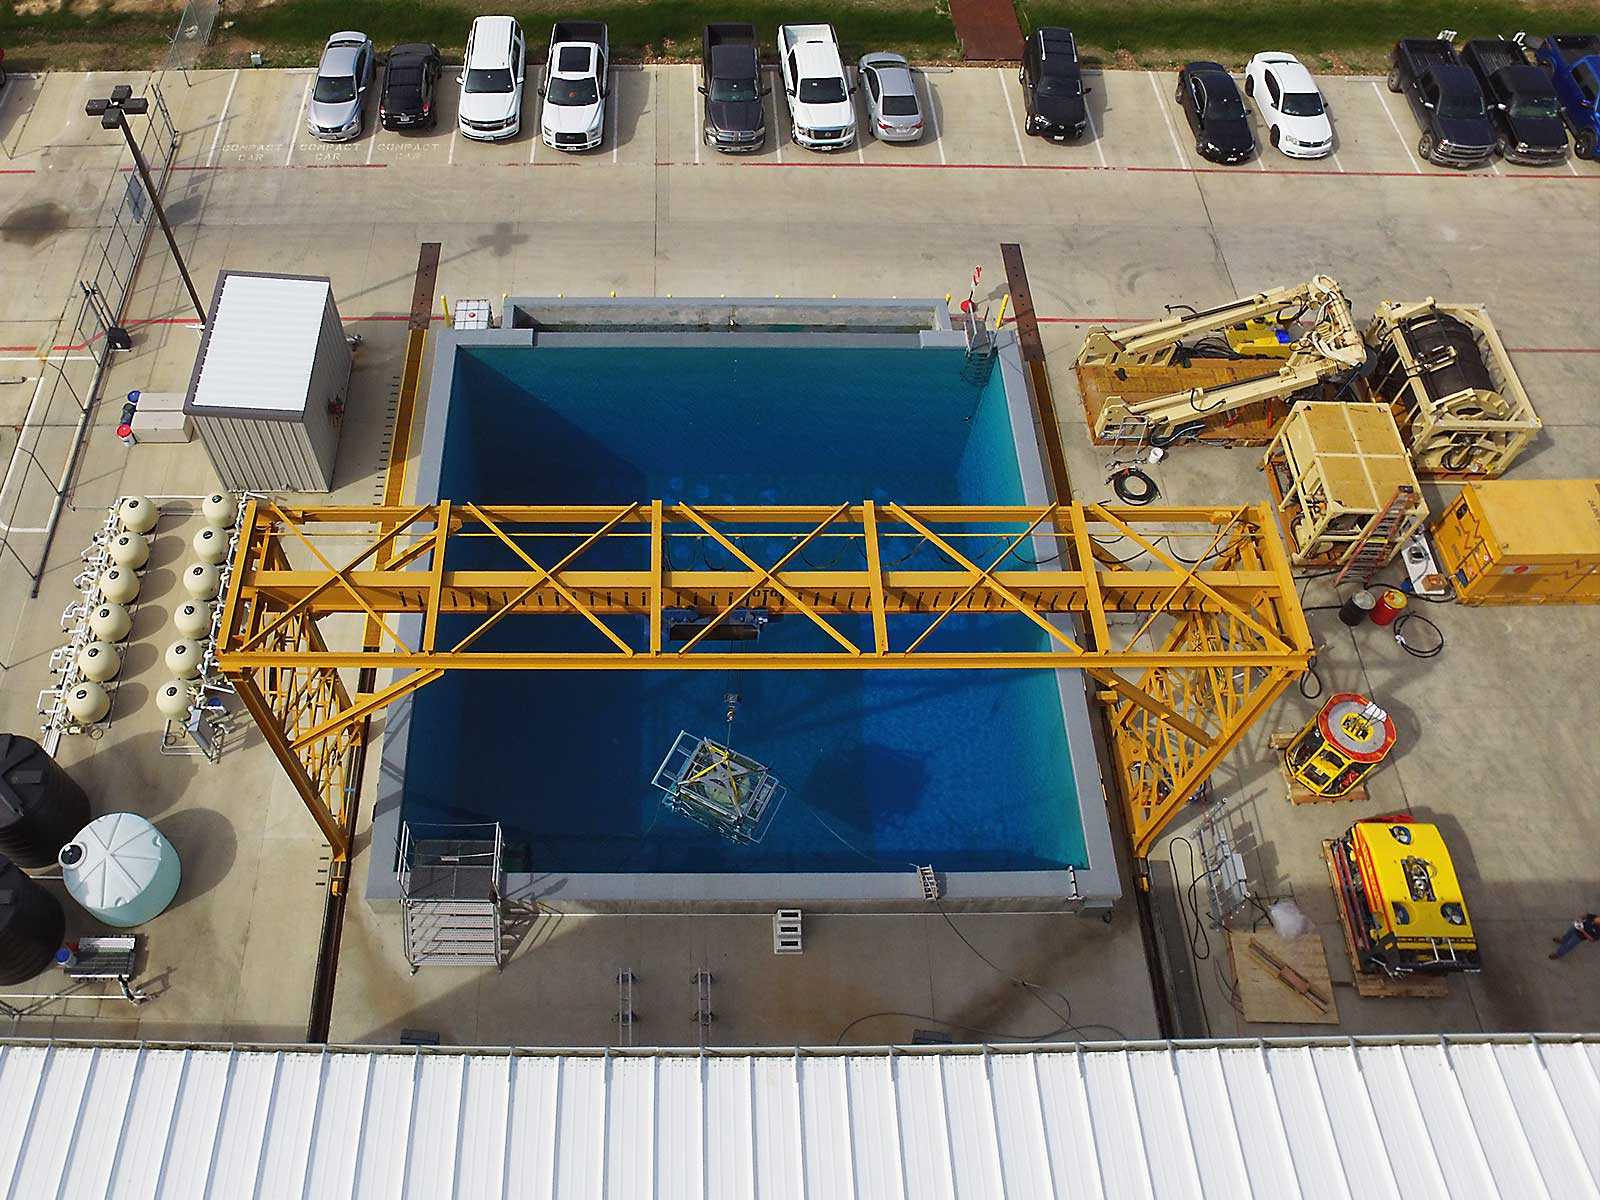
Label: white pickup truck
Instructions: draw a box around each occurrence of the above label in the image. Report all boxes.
[777,24,856,150]
[540,20,608,151]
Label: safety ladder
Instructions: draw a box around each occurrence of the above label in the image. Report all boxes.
[916,865,942,901]
[398,822,504,972]
[1335,486,1419,587]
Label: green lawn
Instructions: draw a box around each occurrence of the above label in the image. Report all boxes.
[1017,0,1600,72]
[1,0,1596,72]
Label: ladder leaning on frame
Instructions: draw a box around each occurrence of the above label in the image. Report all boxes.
[1335,486,1420,587]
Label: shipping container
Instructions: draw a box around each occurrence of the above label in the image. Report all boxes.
[1431,478,1600,604]
[183,271,352,492]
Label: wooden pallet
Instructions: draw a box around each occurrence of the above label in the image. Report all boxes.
[1321,840,1449,999]
[1227,931,1340,1025]
[1268,733,1368,806]
[1074,361,1292,447]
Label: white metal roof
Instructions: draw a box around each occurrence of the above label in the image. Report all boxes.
[0,1037,1594,1199]
[189,273,331,416]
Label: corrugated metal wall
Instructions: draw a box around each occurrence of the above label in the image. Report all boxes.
[0,1037,1594,1198]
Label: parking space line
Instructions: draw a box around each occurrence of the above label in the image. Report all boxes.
[366,127,378,164]
[1565,157,1578,176]
[449,129,457,165]
[997,69,1026,164]
[1488,156,1501,175]
[1148,71,1186,167]
[766,70,783,162]
[206,69,239,168]
[692,66,701,165]
[1371,82,1423,173]
[611,72,620,164]
[1331,151,1346,173]
[919,73,945,165]
[852,67,865,163]
[286,75,311,166]
[1082,84,1107,168]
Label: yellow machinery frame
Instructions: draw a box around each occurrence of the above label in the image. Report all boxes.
[216,498,1312,886]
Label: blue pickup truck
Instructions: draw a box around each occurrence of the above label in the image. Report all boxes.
[1533,33,1600,159]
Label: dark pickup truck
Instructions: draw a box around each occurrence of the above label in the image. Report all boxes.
[700,23,766,151]
[1461,39,1568,163]
[1388,37,1495,166]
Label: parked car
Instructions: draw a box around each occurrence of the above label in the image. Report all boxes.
[1387,36,1495,167]
[307,31,375,142]
[1176,62,1255,163]
[1461,38,1568,163]
[380,43,442,131]
[700,23,766,152]
[541,21,609,151]
[1244,52,1333,158]
[858,52,924,142]
[458,15,526,141]
[1019,27,1087,140]
[1533,33,1600,159]
[778,24,856,150]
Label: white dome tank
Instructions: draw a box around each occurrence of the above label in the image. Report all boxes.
[108,531,151,569]
[165,639,203,679]
[155,680,192,720]
[65,682,110,725]
[182,563,221,600]
[192,526,229,564]
[99,567,140,605]
[59,813,182,928]
[89,602,132,643]
[173,600,213,640]
[202,492,239,528]
[77,640,121,683]
[117,496,159,534]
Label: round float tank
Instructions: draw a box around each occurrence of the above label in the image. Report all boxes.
[174,600,212,640]
[192,527,229,564]
[60,813,181,928]
[66,682,110,726]
[156,681,192,720]
[77,640,121,683]
[109,531,151,569]
[100,567,140,605]
[0,855,66,985]
[0,733,91,869]
[117,495,159,534]
[183,563,220,600]
[89,602,133,643]
[202,492,238,528]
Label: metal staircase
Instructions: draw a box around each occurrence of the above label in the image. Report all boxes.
[398,822,504,971]
[961,303,998,384]
[1335,486,1420,587]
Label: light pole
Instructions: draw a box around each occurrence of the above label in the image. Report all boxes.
[86,85,207,325]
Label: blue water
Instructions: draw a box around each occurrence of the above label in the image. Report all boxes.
[401,345,1087,873]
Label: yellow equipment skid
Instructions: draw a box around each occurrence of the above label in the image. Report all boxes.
[1333,817,1480,976]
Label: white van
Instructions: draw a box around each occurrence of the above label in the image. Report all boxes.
[458,15,526,140]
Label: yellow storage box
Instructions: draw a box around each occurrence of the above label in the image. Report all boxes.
[1432,479,1600,605]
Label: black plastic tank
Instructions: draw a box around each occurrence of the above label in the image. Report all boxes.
[0,855,65,985]
[0,733,91,869]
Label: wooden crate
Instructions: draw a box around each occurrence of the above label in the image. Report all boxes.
[1226,930,1339,1025]
[1268,733,1368,805]
[1321,840,1448,999]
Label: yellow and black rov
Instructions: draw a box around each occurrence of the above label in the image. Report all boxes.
[1330,815,1481,977]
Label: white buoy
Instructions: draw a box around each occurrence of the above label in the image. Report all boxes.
[155,679,193,720]
[182,562,221,600]
[173,599,213,640]
[117,495,159,534]
[164,639,203,679]
[108,531,151,569]
[201,492,238,528]
[99,566,140,605]
[77,640,121,682]
[66,681,110,724]
[89,602,132,643]
[192,526,229,564]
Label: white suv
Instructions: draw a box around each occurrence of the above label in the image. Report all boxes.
[459,16,526,141]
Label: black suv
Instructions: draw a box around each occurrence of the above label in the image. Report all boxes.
[381,43,442,130]
[1020,27,1087,140]
[1176,62,1255,163]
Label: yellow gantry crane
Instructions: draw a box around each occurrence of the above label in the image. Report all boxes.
[215,497,1313,890]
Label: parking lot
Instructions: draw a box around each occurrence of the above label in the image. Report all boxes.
[0,60,1595,1044]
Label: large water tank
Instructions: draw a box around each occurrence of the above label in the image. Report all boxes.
[0,855,66,985]
[0,734,91,869]
[60,813,182,928]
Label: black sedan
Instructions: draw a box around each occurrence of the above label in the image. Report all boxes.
[380,43,442,130]
[1176,62,1255,163]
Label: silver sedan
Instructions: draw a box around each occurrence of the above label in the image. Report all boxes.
[858,52,925,143]
[308,31,375,142]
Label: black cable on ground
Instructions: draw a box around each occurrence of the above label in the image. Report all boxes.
[1110,467,1158,505]
[1392,610,1445,658]
[1169,836,1211,964]
[1298,657,1324,700]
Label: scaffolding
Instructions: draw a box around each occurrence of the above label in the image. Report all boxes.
[216,499,1313,868]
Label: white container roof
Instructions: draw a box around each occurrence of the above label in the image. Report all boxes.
[187,272,332,417]
[0,1037,1594,1198]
